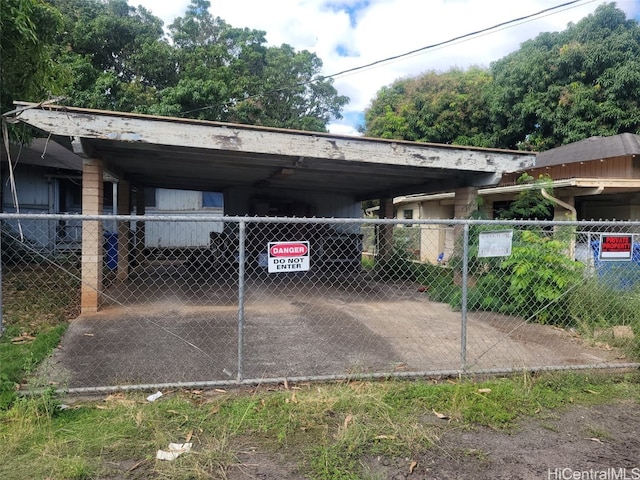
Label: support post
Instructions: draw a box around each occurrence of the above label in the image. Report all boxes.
[454,187,478,220]
[81,158,104,313]
[135,187,146,268]
[378,198,394,263]
[116,180,131,281]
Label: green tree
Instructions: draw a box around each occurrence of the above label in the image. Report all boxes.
[0,0,69,139]
[49,0,347,131]
[364,67,493,145]
[158,0,348,131]
[488,2,640,150]
[49,0,172,112]
[364,3,640,150]
[496,173,555,220]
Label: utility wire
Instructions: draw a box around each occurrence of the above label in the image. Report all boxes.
[181,0,590,116]
[338,0,596,76]
[327,0,590,79]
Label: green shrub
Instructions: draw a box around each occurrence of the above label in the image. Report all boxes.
[447,229,583,325]
[374,232,419,281]
[498,230,583,324]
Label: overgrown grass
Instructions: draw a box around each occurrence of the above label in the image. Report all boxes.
[0,325,67,409]
[1,261,80,409]
[569,280,640,358]
[0,372,638,479]
[369,232,640,361]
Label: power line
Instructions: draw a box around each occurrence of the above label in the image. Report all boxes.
[338,0,596,75]
[180,0,592,117]
[326,0,591,79]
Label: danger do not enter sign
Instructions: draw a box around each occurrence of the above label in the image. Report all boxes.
[267,241,310,273]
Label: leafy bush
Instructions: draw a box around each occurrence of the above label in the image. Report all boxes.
[498,230,583,324]
[447,229,584,325]
[374,229,420,281]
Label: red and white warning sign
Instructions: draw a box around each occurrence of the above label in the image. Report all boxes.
[267,241,310,273]
[599,234,633,261]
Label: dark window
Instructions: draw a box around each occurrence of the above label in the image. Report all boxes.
[202,192,223,208]
[58,178,82,211]
[493,201,512,219]
[403,209,414,220]
[144,188,156,207]
[103,182,113,208]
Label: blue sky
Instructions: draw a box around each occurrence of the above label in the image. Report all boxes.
[129,0,640,135]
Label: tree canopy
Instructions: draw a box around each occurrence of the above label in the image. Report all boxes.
[1,0,70,140]
[364,3,640,151]
[364,67,493,146]
[2,0,348,133]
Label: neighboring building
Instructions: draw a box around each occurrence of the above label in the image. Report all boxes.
[1,138,86,251]
[0,139,224,251]
[501,133,640,221]
[394,133,640,263]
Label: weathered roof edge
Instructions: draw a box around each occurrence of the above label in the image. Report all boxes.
[536,133,640,167]
[12,101,530,156]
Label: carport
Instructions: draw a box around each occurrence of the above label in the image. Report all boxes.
[11,102,536,313]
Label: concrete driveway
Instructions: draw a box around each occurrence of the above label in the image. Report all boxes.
[37,276,625,390]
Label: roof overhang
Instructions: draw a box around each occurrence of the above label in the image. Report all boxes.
[10,102,535,201]
[395,178,640,205]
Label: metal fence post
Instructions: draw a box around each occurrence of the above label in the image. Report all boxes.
[0,222,3,337]
[587,231,592,273]
[237,219,246,383]
[460,222,470,371]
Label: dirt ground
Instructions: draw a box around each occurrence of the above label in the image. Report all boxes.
[226,401,640,480]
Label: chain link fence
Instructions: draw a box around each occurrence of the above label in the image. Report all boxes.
[1,213,639,393]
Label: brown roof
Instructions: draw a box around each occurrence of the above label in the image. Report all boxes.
[536,133,640,167]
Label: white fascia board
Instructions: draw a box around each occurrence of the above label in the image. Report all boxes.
[394,178,640,205]
[16,106,535,174]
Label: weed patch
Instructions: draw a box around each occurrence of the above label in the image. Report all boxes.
[1,261,78,409]
[0,372,637,479]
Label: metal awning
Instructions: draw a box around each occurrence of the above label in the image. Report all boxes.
[10,102,535,200]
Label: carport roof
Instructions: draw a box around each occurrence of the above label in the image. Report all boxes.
[11,102,535,200]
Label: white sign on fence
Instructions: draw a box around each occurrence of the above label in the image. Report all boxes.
[478,230,513,258]
[267,241,310,273]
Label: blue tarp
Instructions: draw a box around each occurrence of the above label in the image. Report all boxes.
[591,241,640,290]
[104,232,118,270]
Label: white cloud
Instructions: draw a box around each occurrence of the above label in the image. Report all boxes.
[128,0,640,134]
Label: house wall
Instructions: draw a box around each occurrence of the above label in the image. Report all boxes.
[140,187,361,250]
[1,166,56,249]
[225,187,359,217]
[2,165,50,211]
[142,188,223,248]
[225,186,360,232]
[421,201,455,264]
[502,156,635,185]
[394,200,456,263]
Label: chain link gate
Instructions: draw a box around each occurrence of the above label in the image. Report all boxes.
[1,213,639,393]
